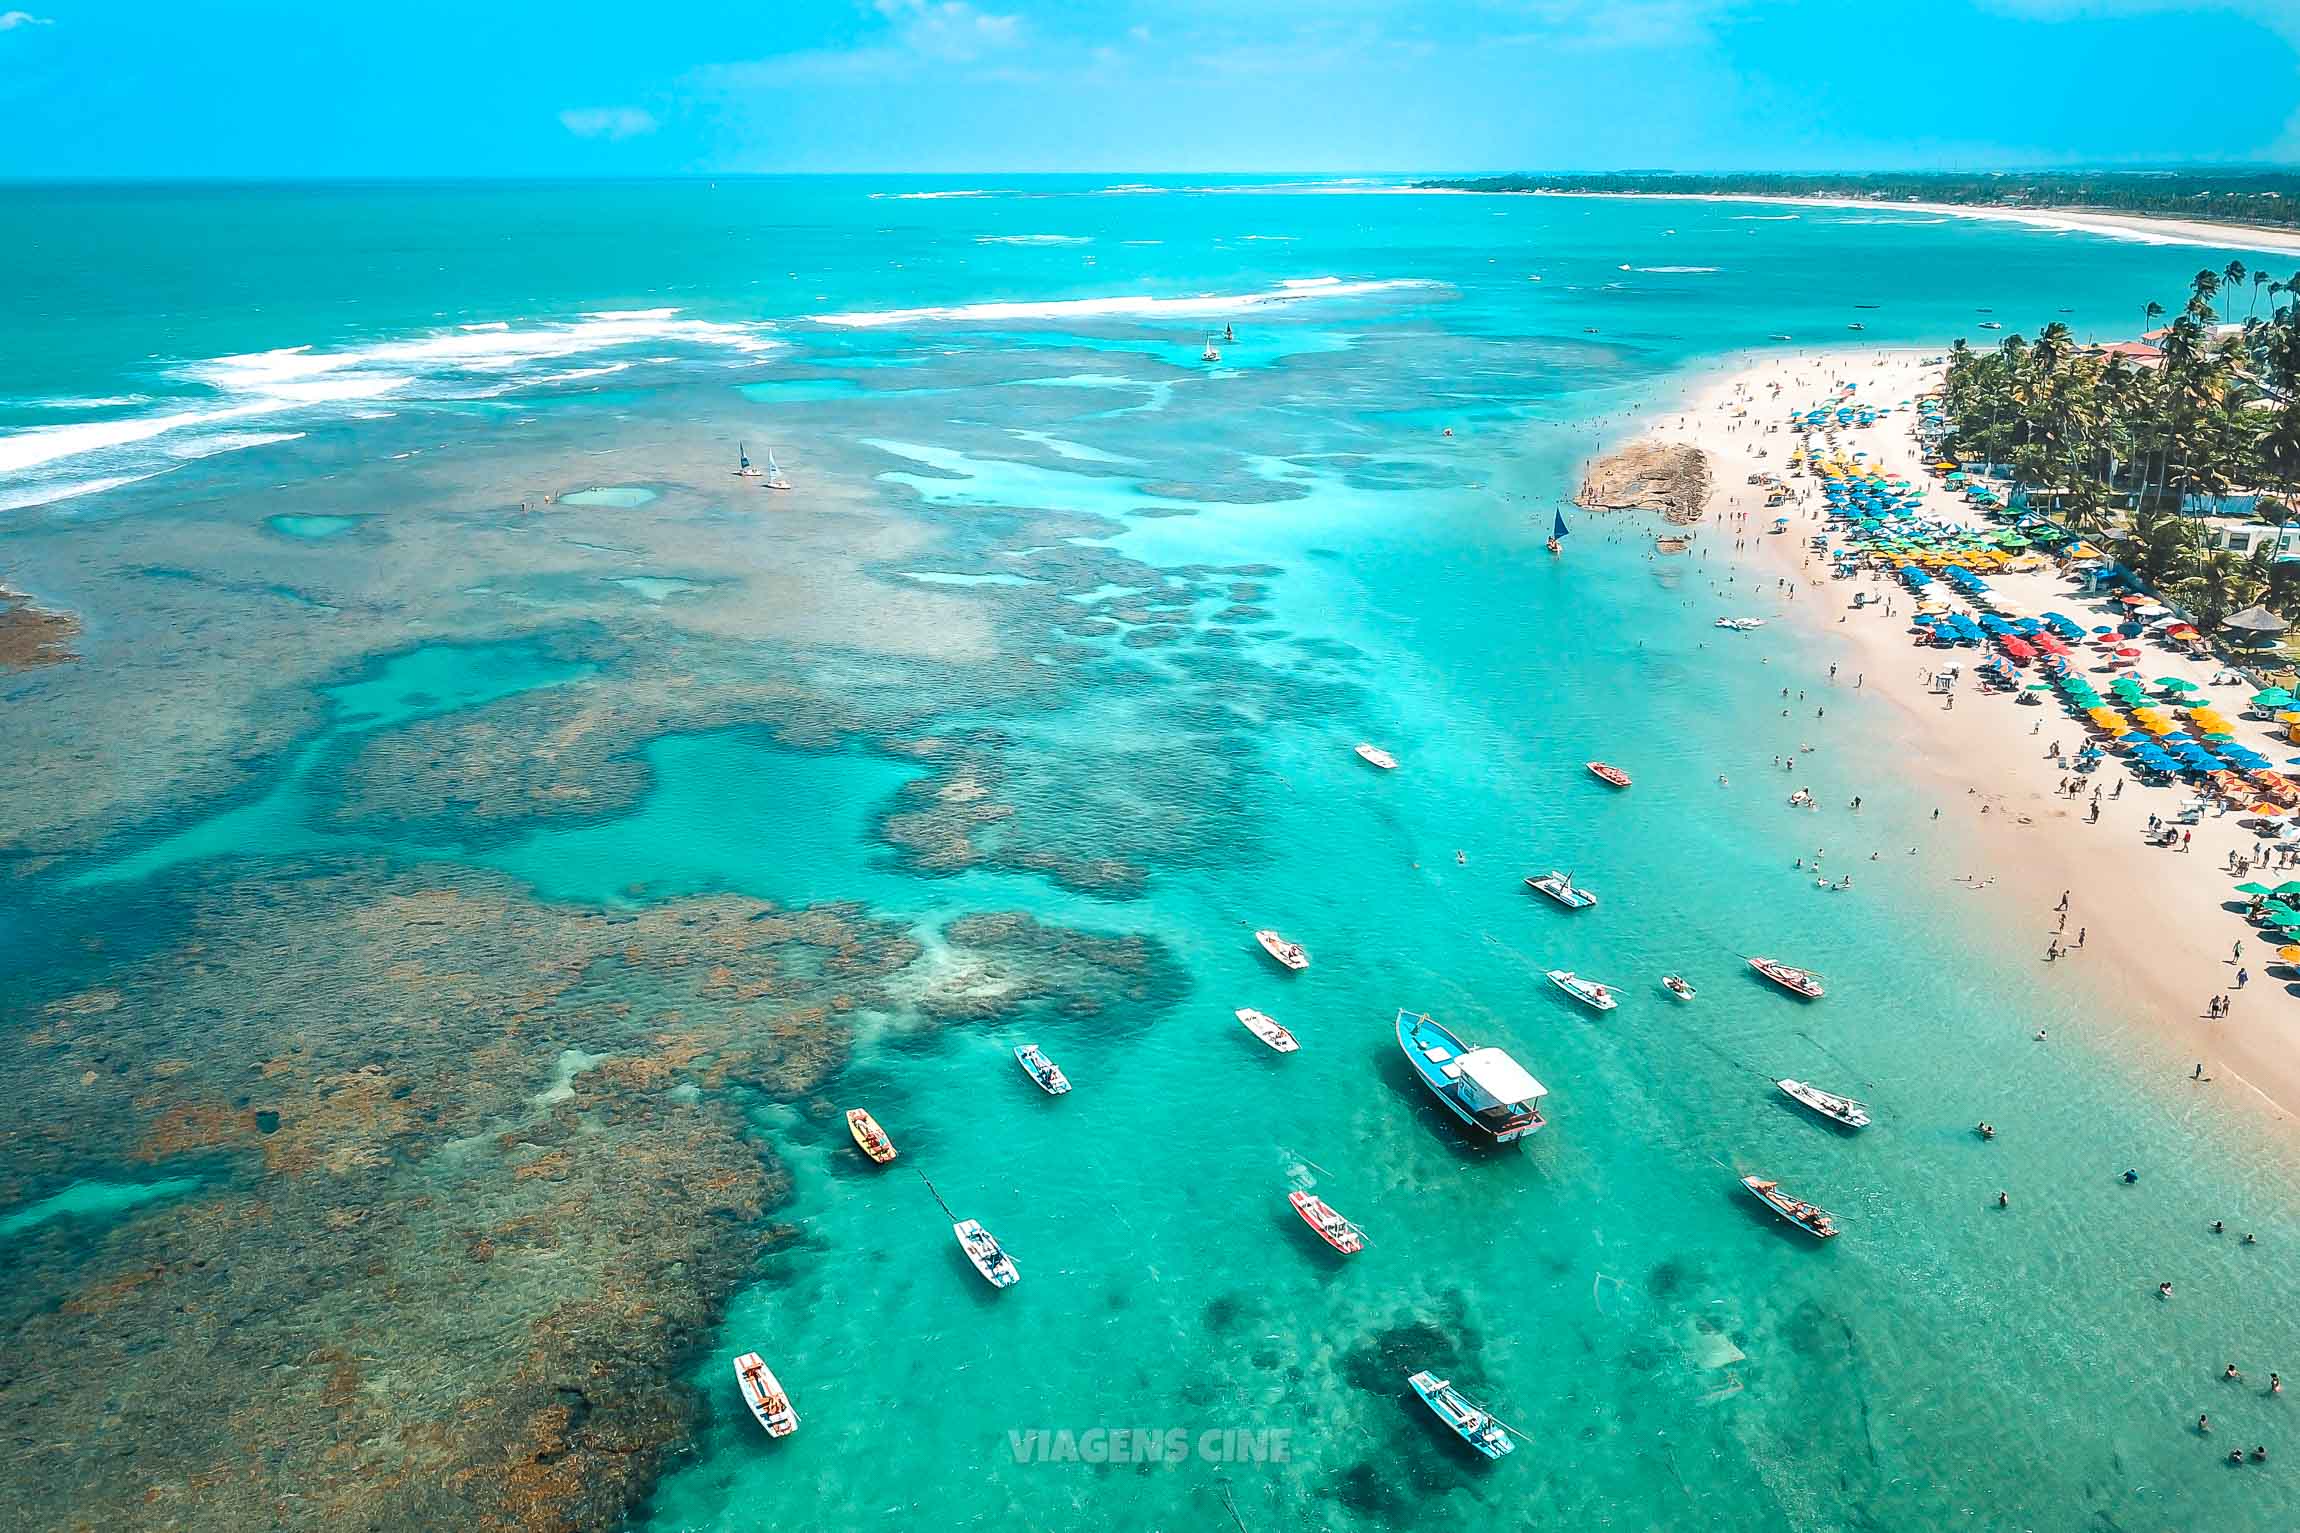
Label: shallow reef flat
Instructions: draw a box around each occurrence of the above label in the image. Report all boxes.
[0,863,1178,1531]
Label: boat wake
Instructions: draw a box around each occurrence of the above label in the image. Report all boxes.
[810,276,1441,330]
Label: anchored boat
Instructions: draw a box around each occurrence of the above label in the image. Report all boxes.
[1661,974,1696,1002]
[1236,1008,1299,1053]
[1748,956,1825,999]
[1354,742,1399,770]
[1015,1044,1071,1095]
[1395,1009,1546,1142]
[1545,969,1618,1012]
[1525,870,1598,910]
[1255,929,1310,971]
[1586,761,1631,788]
[1742,1175,1839,1239]
[734,1352,798,1437]
[954,1218,1020,1287]
[846,1107,897,1163]
[1778,1078,1870,1129]
[1288,1190,1365,1253]
[1407,1371,1514,1458]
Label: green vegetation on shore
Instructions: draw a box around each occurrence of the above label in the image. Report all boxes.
[1938,266,2300,630]
[1416,172,2300,231]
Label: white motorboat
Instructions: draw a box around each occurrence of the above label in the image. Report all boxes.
[1778,1078,1870,1129]
[954,1218,1020,1287]
[1235,1008,1300,1052]
[1526,870,1598,910]
[1354,743,1399,770]
[1015,1043,1071,1095]
[734,1352,798,1437]
[1255,929,1310,971]
[1545,969,1618,1012]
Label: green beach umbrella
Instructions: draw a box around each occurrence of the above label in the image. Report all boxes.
[2254,689,2294,709]
[2276,882,2300,897]
[2236,882,2275,896]
[2157,677,2199,692]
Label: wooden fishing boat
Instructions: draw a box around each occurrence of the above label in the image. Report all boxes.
[1525,870,1598,910]
[1741,1175,1839,1238]
[1661,974,1696,1002]
[1395,1009,1546,1142]
[845,1107,897,1164]
[1545,969,1618,1013]
[1255,929,1310,971]
[1586,761,1631,788]
[1236,1008,1299,1053]
[1354,743,1399,770]
[1015,1044,1071,1095]
[954,1218,1020,1287]
[1407,1370,1514,1458]
[734,1352,798,1437]
[1777,1078,1870,1129]
[1747,956,1825,999]
[1288,1190,1364,1253]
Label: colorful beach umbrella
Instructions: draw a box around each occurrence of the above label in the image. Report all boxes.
[2237,882,2275,896]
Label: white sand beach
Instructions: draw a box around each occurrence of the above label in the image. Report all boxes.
[1619,348,2300,1124]
[1528,190,2300,258]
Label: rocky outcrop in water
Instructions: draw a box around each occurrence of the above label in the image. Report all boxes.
[1576,441,1713,525]
[0,582,79,669]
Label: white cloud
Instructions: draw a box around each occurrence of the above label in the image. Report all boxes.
[0,10,55,29]
[703,0,1025,86]
[559,107,659,141]
[873,0,1022,61]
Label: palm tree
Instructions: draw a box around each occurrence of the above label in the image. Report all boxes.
[2224,261,2248,323]
[2190,270,2222,325]
[2254,269,2272,320]
[2144,299,2165,338]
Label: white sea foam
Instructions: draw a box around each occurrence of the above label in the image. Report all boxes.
[1732,214,1801,222]
[813,276,1437,329]
[976,234,1092,246]
[0,474,157,513]
[1631,265,1722,274]
[0,308,777,498]
[164,431,305,460]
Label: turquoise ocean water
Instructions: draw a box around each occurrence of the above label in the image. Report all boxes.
[6,178,2300,1529]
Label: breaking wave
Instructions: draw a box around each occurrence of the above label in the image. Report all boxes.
[812,276,1440,330]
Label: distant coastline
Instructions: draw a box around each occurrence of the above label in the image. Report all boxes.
[1416,174,2300,257]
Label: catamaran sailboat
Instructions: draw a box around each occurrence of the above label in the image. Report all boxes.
[1395,1009,1547,1142]
[762,447,792,491]
[1525,870,1597,910]
[1201,335,1223,363]
[1547,507,1569,554]
[734,442,763,479]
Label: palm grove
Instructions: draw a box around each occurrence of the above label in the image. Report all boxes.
[1940,264,2300,633]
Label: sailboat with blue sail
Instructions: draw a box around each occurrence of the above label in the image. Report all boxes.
[1546,507,1569,554]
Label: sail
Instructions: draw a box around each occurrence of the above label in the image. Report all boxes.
[1552,509,1570,540]
[739,442,751,469]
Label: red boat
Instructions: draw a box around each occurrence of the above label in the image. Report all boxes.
[1747,956,1825,999]
[1586,761,1631,788]
[1288,1191,1365,1254]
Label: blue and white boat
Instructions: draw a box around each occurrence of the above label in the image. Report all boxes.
[1395,1010,1546,1142]
[1407,1370,1515,1458]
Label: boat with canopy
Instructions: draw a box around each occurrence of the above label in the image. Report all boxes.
[1395,1009,1547,1142]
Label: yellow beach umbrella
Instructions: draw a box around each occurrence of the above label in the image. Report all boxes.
[2281,945,2300,964]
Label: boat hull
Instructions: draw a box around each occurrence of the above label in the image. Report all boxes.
[845,1108,897,1163]
[1587,762,1631,788]
[1748,957,1825,1000]
[1407,1371,1513,1458]
[1236,1009,1299,1052]
[1254,930,1309,971]
[1395,1010,1543,1143]
[1545,970,1618,1012]
[734,1353,798,1437]
[1288,1191,1364,1253]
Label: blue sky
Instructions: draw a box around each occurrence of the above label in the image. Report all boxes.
[1,1,2295,176]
